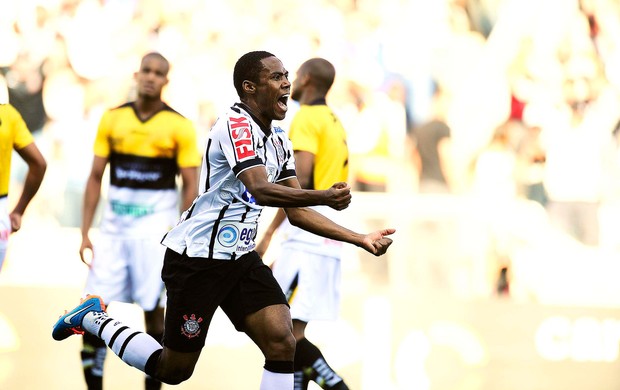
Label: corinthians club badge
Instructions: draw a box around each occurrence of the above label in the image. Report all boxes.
[181,314,203,339]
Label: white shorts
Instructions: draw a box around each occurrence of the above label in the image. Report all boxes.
[0,197,9,271]
[272,247,341,322]
[83,233,166,311]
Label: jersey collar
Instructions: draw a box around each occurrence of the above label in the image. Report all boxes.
[308,98,327,106]
[234,102,272,136]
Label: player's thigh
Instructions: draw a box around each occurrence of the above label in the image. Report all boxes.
[220,252,288,331]
[161,249,238,353]
[84,236,130,303]
[127,236,166,311]
[243,303,294,358]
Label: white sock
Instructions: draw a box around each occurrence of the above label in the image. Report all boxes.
[82,312,162,372]
[260,369,293,390]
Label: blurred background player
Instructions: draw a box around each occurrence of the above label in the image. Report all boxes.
[78,52,200,390]
[0,102,47,271]
[256,58,350,390]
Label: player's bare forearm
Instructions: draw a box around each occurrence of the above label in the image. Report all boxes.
[81,156,107,238]
[285,207,396,256]
[180,166,199,211]
[81,176,101,237]
[11,143,46,216]
[239,168,351,210]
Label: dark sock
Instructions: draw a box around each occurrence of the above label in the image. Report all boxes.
[295,338,348,389]
[82,332,106,390]
[264,359,295,373]
[145,375,162,390]
[144,331,163,390]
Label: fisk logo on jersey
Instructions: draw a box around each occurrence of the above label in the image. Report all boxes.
[229,116,255,161]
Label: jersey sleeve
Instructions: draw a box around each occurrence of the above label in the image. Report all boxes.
[176,118,202,168]
[9,105,34,150]
[288,109,319,155]
[215,113,263,177]
[93,110,112,157]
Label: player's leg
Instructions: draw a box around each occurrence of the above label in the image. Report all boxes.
[274,250,348,390]
[81,332,106,390]
[53,294,204,385]
[55,248,219,385]
[244,304,296,390]
[292,320,348,390]
[222,251,296,389]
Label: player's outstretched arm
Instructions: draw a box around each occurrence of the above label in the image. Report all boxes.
[285,207,395,257]
[238,167,351,210]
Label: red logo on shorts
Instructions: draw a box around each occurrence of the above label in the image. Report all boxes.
[181,314,203,339]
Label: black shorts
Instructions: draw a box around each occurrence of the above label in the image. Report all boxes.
[160,248,288,353]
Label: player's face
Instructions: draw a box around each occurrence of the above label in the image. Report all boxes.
[135,57,169,99]
[254,56,290,121]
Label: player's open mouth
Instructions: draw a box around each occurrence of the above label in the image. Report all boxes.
[277,94,289,111]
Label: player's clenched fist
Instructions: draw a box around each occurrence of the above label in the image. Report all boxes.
[325,182,351,210]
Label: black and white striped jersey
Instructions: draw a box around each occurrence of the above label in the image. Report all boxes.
[162,103,296,260]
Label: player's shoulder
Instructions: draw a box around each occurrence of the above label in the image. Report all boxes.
[108,102,133,112]
[296,103,333,120]
[0,103,21,118]
[161,103,189,120]
[218,104,255,130]
[102,102,132,121]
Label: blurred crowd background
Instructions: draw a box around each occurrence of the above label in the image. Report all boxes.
[3,0,620,298]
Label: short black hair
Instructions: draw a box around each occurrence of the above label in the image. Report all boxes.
[233,51,275,98]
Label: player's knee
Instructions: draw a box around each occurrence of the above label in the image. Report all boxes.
[150,351,196,385]
[265,328,296,360]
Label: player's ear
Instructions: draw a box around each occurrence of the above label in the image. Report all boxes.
[301,73,311,86]
[243,80,256,94]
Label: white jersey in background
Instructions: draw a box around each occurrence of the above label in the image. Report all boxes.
[162,103,296,260]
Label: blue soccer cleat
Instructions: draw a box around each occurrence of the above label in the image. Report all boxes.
[52,295,106,341]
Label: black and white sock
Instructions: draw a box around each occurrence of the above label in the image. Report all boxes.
[82,312,162,374]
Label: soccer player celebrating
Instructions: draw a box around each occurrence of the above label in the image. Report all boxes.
[53,51,394,389]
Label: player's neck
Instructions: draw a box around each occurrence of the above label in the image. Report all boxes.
[299,89,324,105]
[239,101,272,130]
[134,98,165,119]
